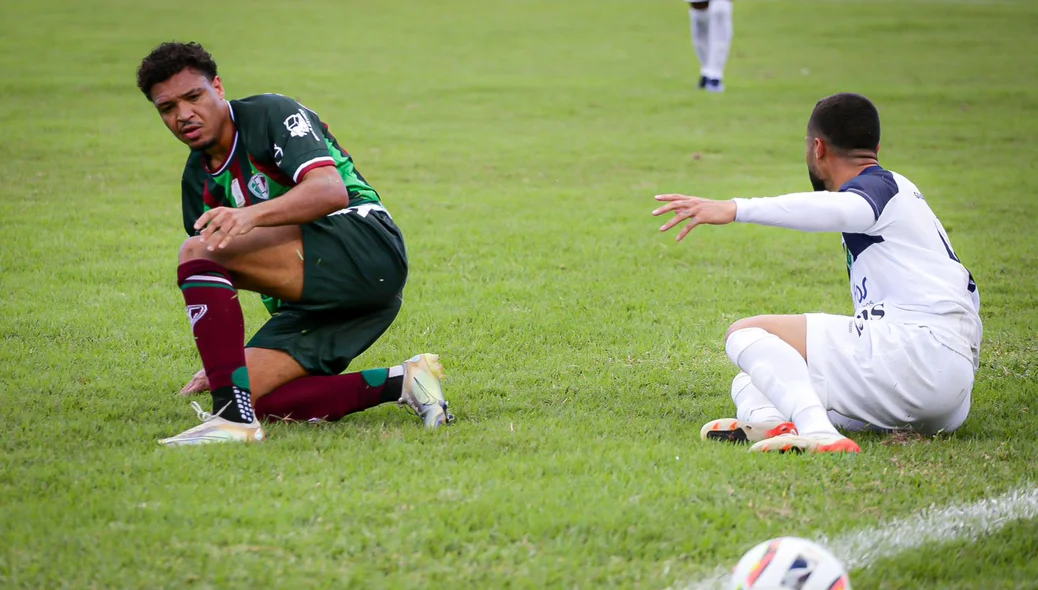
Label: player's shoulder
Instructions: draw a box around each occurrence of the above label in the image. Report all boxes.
[839,166,901,219]
[232,93,308,117]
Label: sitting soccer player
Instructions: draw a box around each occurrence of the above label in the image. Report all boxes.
[652,93,981,453]
[136,42,453,446]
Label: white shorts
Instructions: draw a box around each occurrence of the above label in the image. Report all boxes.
[805,313,975,434]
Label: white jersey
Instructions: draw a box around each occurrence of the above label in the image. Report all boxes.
[733,166,982,369]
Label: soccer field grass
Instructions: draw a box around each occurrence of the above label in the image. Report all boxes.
[2,0,1037,587]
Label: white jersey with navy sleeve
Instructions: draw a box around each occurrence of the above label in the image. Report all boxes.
[838,167,981,368]
[733,166,982,369]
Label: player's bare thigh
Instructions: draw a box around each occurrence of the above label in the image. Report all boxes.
[726,314,807,359]
[179,225,305,302]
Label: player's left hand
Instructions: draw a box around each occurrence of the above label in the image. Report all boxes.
[652,194,737,242]
[195,206,259,250]
[179,368,209,396]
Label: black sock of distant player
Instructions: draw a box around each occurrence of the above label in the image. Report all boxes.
[211,386,255,423]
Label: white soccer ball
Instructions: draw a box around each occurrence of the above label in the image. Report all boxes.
[728,537,851,590]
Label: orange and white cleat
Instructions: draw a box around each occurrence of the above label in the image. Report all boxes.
[700,418,798,444]
[749,433,861,454]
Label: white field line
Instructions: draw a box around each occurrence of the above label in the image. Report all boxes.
[675,484,1038,590]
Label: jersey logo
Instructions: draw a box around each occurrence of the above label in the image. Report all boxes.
[284,113,312,138]
[230,178,246,207]
[248,174,270,201]
[853,276,868,304]
[273,143,284,165]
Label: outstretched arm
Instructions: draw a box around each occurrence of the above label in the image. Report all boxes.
[652,191,875,241]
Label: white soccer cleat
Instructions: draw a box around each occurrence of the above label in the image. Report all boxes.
[398,354,454,429]
[159,401,265,446]
[749,432,861,454]
[700,418,798,444]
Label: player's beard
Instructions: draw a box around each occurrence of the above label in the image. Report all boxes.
[808,163,827,192]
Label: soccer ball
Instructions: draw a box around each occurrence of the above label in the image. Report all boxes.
[728,537,851,590]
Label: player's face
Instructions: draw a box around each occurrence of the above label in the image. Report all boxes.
[151,69,227,151]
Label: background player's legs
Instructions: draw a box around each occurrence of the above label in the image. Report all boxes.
[703,0,733,92]
[688,2,711,88]
[725,315,843,438]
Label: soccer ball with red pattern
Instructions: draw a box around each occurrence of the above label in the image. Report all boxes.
[728,537,851,590]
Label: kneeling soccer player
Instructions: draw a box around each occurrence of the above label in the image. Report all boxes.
[136,42,454,446]
[652,92,981,453]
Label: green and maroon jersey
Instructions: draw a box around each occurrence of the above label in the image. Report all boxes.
[180,93,379,236]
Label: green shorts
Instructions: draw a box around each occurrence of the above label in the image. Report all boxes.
[248,205,408,375]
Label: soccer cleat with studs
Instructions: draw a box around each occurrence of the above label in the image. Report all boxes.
[700,418,798,444]
[158,400,264,446]
[398,354,454,429]
[749,433,861,454]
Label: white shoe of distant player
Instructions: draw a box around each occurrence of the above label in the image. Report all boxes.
[398,354,454,429]
[749,432,861,454]
[158,401,265,447]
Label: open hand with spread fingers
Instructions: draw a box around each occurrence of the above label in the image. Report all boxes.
[652,194,738,242]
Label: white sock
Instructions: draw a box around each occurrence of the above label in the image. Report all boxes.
[689,6,710,75]
[388,365,404,378]
[703,0,733,81]
[725,327,840,437]
[731,372,785,423]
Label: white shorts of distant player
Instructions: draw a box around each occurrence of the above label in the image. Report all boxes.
[804,313,974,434]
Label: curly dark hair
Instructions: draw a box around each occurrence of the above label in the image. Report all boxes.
[137,41,218,101]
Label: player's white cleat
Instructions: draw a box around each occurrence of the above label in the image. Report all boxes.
[158,401,265,447]
[399,354,454,429]
[700,418,798,444]
[749,433,861,454]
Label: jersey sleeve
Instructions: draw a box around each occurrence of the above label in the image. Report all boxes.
[181,159,207,237]
[733,191,876,233]
[260,95,336,184]
[839,172,898,221]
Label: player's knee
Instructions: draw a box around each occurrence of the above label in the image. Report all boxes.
[178,236,213,264]
[725,316,763,342]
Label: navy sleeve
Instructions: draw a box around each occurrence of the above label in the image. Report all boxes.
[839,168,899,220]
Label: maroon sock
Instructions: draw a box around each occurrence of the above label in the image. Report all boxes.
[255,370,402,422]
[177,259,254,423]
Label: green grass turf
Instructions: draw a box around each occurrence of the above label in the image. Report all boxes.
[2,0,1037,587]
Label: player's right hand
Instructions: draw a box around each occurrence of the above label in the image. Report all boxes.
[652,194,738,242]
[179,368,210,396]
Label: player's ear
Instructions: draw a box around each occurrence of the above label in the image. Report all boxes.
[212,75,225,100]
[813,137,827,161]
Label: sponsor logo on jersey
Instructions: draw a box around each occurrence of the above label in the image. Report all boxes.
[284,113,312,138]
[231,178,246,207]
[248,174,270,200]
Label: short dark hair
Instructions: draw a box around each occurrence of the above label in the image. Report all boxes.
[136,42,217,101]
[807,93,881,154]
